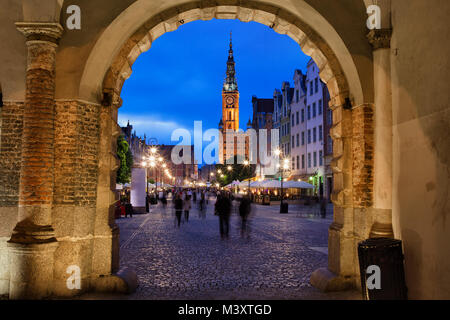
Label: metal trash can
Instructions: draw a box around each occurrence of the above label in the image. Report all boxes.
[358,238,408,300]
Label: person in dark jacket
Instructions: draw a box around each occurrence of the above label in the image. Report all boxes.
[174,193,183,227]
[239,196,252,237]
[215,193,232,239]
[125,202,133,218]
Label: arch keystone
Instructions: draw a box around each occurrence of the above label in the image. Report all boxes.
[200,7,216,21]
[216,6,238,19]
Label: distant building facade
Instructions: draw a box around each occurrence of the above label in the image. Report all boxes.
[271,59,332,199]
[251,96,276,177]
[121,122,198,187]
[289,69,307,179]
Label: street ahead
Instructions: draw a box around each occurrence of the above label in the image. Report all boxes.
[111,199,359,300]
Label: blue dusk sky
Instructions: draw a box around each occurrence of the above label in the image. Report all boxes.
[118,19,310,147]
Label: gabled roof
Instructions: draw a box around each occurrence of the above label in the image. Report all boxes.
[286,87,295,104]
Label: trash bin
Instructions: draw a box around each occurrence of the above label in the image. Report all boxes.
[358,238,408,300]
[280,202,288,213]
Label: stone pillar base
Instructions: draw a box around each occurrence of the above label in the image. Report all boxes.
[310,267,356,292]
[91,267,138,294]
[7,241,58,299]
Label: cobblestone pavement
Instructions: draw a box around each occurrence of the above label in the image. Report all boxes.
[99,200,359,300]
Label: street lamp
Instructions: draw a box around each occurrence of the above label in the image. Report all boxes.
[276,149,290,214]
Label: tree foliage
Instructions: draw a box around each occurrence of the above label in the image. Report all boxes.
[215,155,255,186]
[116,135,133,184]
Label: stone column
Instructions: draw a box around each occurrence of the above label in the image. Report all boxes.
[367,29,394,238]
[7,22,63,299]
[310,94,357,291]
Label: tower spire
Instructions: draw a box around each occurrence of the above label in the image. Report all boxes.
[223,31,237,92]
[230,30,232,49]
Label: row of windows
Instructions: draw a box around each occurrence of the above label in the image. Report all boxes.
[281,122,290,137]
[291,125,323,148]
[291,150,323,170]
[291,99,324,127]
[309,78,320,96]
[281,142,290,155]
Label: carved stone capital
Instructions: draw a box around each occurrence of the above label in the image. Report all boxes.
[15,22,63,44]
[367,28,392,50]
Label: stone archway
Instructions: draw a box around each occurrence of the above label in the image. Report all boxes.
[91,1,371,295]
[1,0,386,299]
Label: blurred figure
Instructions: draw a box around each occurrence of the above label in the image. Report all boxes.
[193,189,197,203]
[215,193,231,239]
[125,202,133,218]
[239,196,252,238]
[199,191,206,218]
[183,193,192,222]
[161,190,168,211]
[120,201,126,218]
[320,198,327,219]
[174,193,183,227]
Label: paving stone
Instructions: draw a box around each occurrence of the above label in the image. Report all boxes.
[100,200,360,300]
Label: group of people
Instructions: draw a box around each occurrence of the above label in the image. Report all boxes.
[169,189,252,239]
[172,189,210,227]
[214,191,252,239]
[115,200,134,218]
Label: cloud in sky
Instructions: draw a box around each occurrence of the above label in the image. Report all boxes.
[118,113,190,145]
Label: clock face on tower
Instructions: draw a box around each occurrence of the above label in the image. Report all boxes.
[226,96,234,105]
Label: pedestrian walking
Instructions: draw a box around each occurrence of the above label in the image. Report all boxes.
[174,193,183,228]
[320,198,327,219]
[120,202,126,218]
[215,193,231,239]
[161,190,168,211]
[239,196,252,238]
[199,191,206,218]
[183,193,192,222]
[125,202,133,218]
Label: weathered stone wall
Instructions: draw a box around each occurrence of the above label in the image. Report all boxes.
[0,101,24,295]
[52,100,101,296]
[352,103,374,209]
[0,102,24,207]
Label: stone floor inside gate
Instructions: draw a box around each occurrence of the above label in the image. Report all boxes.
[81,200,360,300]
